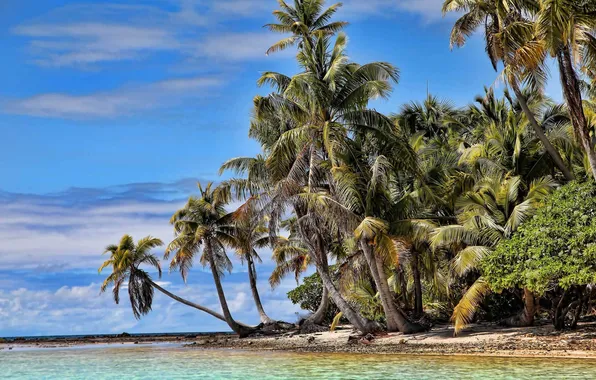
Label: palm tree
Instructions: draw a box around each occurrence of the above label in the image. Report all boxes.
[166,183,255,337]
[443,0,576,181]
[265,0,347,55]
[224,201,277,325]
[535,0,596,179]
[253,31,419,333]
[99,234,227,322]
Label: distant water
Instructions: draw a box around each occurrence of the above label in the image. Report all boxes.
[3,345,596,379]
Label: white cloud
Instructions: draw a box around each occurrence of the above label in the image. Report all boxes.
[194,32,290,60]
[14,22,179,67]
[4,76,223,119]
[212,0,447,21]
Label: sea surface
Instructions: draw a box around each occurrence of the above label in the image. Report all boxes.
[2,344,596,379]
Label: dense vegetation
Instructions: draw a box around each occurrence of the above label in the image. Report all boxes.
[100,0,596,336]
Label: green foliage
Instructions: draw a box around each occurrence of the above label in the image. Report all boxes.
[484,181,596,295]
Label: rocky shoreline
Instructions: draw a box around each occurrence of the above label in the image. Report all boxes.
[4,323,596,359]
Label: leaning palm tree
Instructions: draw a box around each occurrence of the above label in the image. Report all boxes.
[265,0,347,55]
[99,234,227,322]
[443,0,575,181]
[166,183,255,337]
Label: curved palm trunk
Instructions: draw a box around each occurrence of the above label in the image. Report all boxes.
[246,255,276,325]
[149,280,227,323]
[360,241,425,334]
[306,276,329,325]
[557,47,596,180]
[359,240,400,331]
[510,81,575,181]
[317,261,381,334]
[206,242,255,337]
[411,250,423,319]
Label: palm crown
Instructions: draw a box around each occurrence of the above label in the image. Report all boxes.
[99,235,163,319]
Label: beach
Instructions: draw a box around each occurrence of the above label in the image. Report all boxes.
[4,322,596,359]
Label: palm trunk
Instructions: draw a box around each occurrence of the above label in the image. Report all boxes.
[306,271,330,325]
[359,240,400,331]
[316,260,381,334]
[510,81,575,181]
[246,255,276,325]
[411,250,423,319]
[360,240,426,334]
[206,241,255,337]
[149,280,227,323]
[557,47,596,180]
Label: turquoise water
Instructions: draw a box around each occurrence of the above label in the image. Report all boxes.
[2,344,596,379]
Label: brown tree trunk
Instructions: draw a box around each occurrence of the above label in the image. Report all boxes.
[359,240,400,331]
[306,272,330,325]
[246,254,276,325]
[503,288,538,327]
[150,280,228,323]
[557,47,596,180]
[510,81,575,181]
[206,240,255,337]
[411,250,423,319]
[317,262,382,334]
[360,240,426,334]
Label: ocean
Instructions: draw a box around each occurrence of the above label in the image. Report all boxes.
[2,344,596,379]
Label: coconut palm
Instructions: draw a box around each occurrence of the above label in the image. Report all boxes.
[249,31,418,333]
[99,234,227,322]
[224,201,277,325]
[443,0,576,181]
[265,0,347,55]
[166,183,254,337]
[535,0,596,179]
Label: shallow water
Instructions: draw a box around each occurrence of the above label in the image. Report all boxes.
[2,345,596,379]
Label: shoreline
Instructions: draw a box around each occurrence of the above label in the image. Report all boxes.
[4,323,596,359]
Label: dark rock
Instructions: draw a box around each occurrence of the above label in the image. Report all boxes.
[116,332,131,338]
[307,336,316,343]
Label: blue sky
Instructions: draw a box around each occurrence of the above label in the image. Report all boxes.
[0,0,563,337]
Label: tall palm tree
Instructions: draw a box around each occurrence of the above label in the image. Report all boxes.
[99,234,227,322]
[265,0,347,55]
[224,201,277,325]
[166,183,254,337]
[253,31,418,333]
[443,0,576,181]
[535,0,596,179]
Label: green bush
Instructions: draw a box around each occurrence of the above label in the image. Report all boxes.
[287,271,339,324]
[483,181,596,294]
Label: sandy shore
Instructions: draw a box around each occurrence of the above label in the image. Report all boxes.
[4,323,596,359]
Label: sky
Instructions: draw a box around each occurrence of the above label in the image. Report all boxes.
[0,0,565,337]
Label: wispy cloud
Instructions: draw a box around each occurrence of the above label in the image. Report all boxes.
[212,0,447,21]
[194,32,291,61]
[14,22,179,67]
[3,76,223,119]
[12,0,447,69]
[343,0,446,21]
